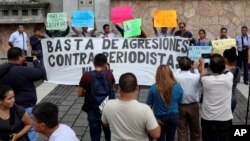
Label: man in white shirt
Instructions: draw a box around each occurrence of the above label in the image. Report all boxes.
[102,73,160,141]
[32,102,79,141]
[99,24,115,38]
[174,57,201,141]
[235,26,250,85]
[8,25,29,55]
[72,22,97,37]
[200,54,233,141]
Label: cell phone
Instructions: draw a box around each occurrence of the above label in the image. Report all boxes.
[25,56,33,62]
[202,53,211,59]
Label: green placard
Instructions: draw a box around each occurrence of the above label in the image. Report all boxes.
[46,12,67,30]
[123,18,142,38]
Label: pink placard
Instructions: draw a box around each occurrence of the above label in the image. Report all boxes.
[112,6,133,24]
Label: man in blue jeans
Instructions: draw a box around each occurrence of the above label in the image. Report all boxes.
[0,47,46,141]
[78,53,115,141]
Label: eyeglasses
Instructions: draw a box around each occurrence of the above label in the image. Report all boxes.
[179,26,184,29]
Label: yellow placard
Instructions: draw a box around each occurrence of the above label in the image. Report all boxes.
[154,10,177,27]
[212,39,237,55]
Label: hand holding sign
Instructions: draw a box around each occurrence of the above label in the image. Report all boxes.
[123,18,142,38]
[72,10,94,27]
[46,12,67,30]
[154,10,177,27]
[112,6,133,24]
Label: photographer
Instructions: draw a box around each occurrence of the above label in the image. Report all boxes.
[30,27,45,67]
[236,26,250,85]
[199,54,233,141]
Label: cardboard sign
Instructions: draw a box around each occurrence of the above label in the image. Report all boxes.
[46,13,67,30]
[112,6,133,24]
[154,10,177,27]
[212,39,237,55]
[72,10,94,27]
[123,18,142,38]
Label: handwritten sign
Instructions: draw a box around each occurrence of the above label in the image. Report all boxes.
[46,13,67,30]
[212,39,237,55]
[123,18,142,38]
[112,6,132,24]
[72,10,94,27]
[188,46,212,63]
[154,10,177,27]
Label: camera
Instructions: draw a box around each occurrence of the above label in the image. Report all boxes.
[25,56,33,62]
[201,53,211,59]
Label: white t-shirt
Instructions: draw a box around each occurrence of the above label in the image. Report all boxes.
[102,99,159,141]
[48,124,79,141]
[99,32,115,38]
[174,69,201,104]
[201,71,233,121]
[156,31,173,37]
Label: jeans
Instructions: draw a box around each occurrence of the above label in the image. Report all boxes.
[25,107,38,141]
[237,51,249,82]
[201,118,231,141]
[156,114,178,141]
[87,111,111,141]
[231,95,237,113]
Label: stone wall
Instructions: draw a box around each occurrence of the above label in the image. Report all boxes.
[111,0,250,39]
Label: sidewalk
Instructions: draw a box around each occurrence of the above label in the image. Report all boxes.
[36,82,250,141]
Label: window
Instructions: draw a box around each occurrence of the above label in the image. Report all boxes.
[12,10,18,16]
[2,10,9,16]
[32,9,38,16]
[22,10,28,16]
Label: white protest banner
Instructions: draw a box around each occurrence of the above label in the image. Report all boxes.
[41,37,189,85]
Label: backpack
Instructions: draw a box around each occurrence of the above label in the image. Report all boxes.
[89,70,114,113]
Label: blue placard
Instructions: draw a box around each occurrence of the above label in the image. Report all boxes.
[188,46,212,63]
[72,10,94,27]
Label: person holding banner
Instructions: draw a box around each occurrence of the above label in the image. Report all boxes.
[147,65,183,141]
[72,22,97,37]
[114,24,147,38]
[45,24,70,38]
[194,29,212,46]
[99,24,115,38]
[152,18,175,37]
[216,27,230,40]
[174,22,194,45]
[236,26,250,85]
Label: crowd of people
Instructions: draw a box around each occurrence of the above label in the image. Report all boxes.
[0,20,249,141]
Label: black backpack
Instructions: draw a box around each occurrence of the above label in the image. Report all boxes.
[88,70,114,113]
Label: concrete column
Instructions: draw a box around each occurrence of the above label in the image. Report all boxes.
[95,0,111,33]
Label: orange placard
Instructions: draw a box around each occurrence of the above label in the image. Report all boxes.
[154,10,177,27]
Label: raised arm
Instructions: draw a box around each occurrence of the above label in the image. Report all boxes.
[141,27,147,38]
[90,22,97,37]
[114,24,124,37]
[152,18,158,36]
[72,27,79,35]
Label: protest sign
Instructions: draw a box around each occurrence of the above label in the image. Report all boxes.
[123,18,142,38]
[46,13,67,30]
[154,10,177,27]
[111,6,133,24]
[41,37,189,85]
[188,46,212,63]
[72,10,94,27]
[212,39,236,55]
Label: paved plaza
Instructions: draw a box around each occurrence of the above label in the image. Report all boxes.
[35,82,250,141]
